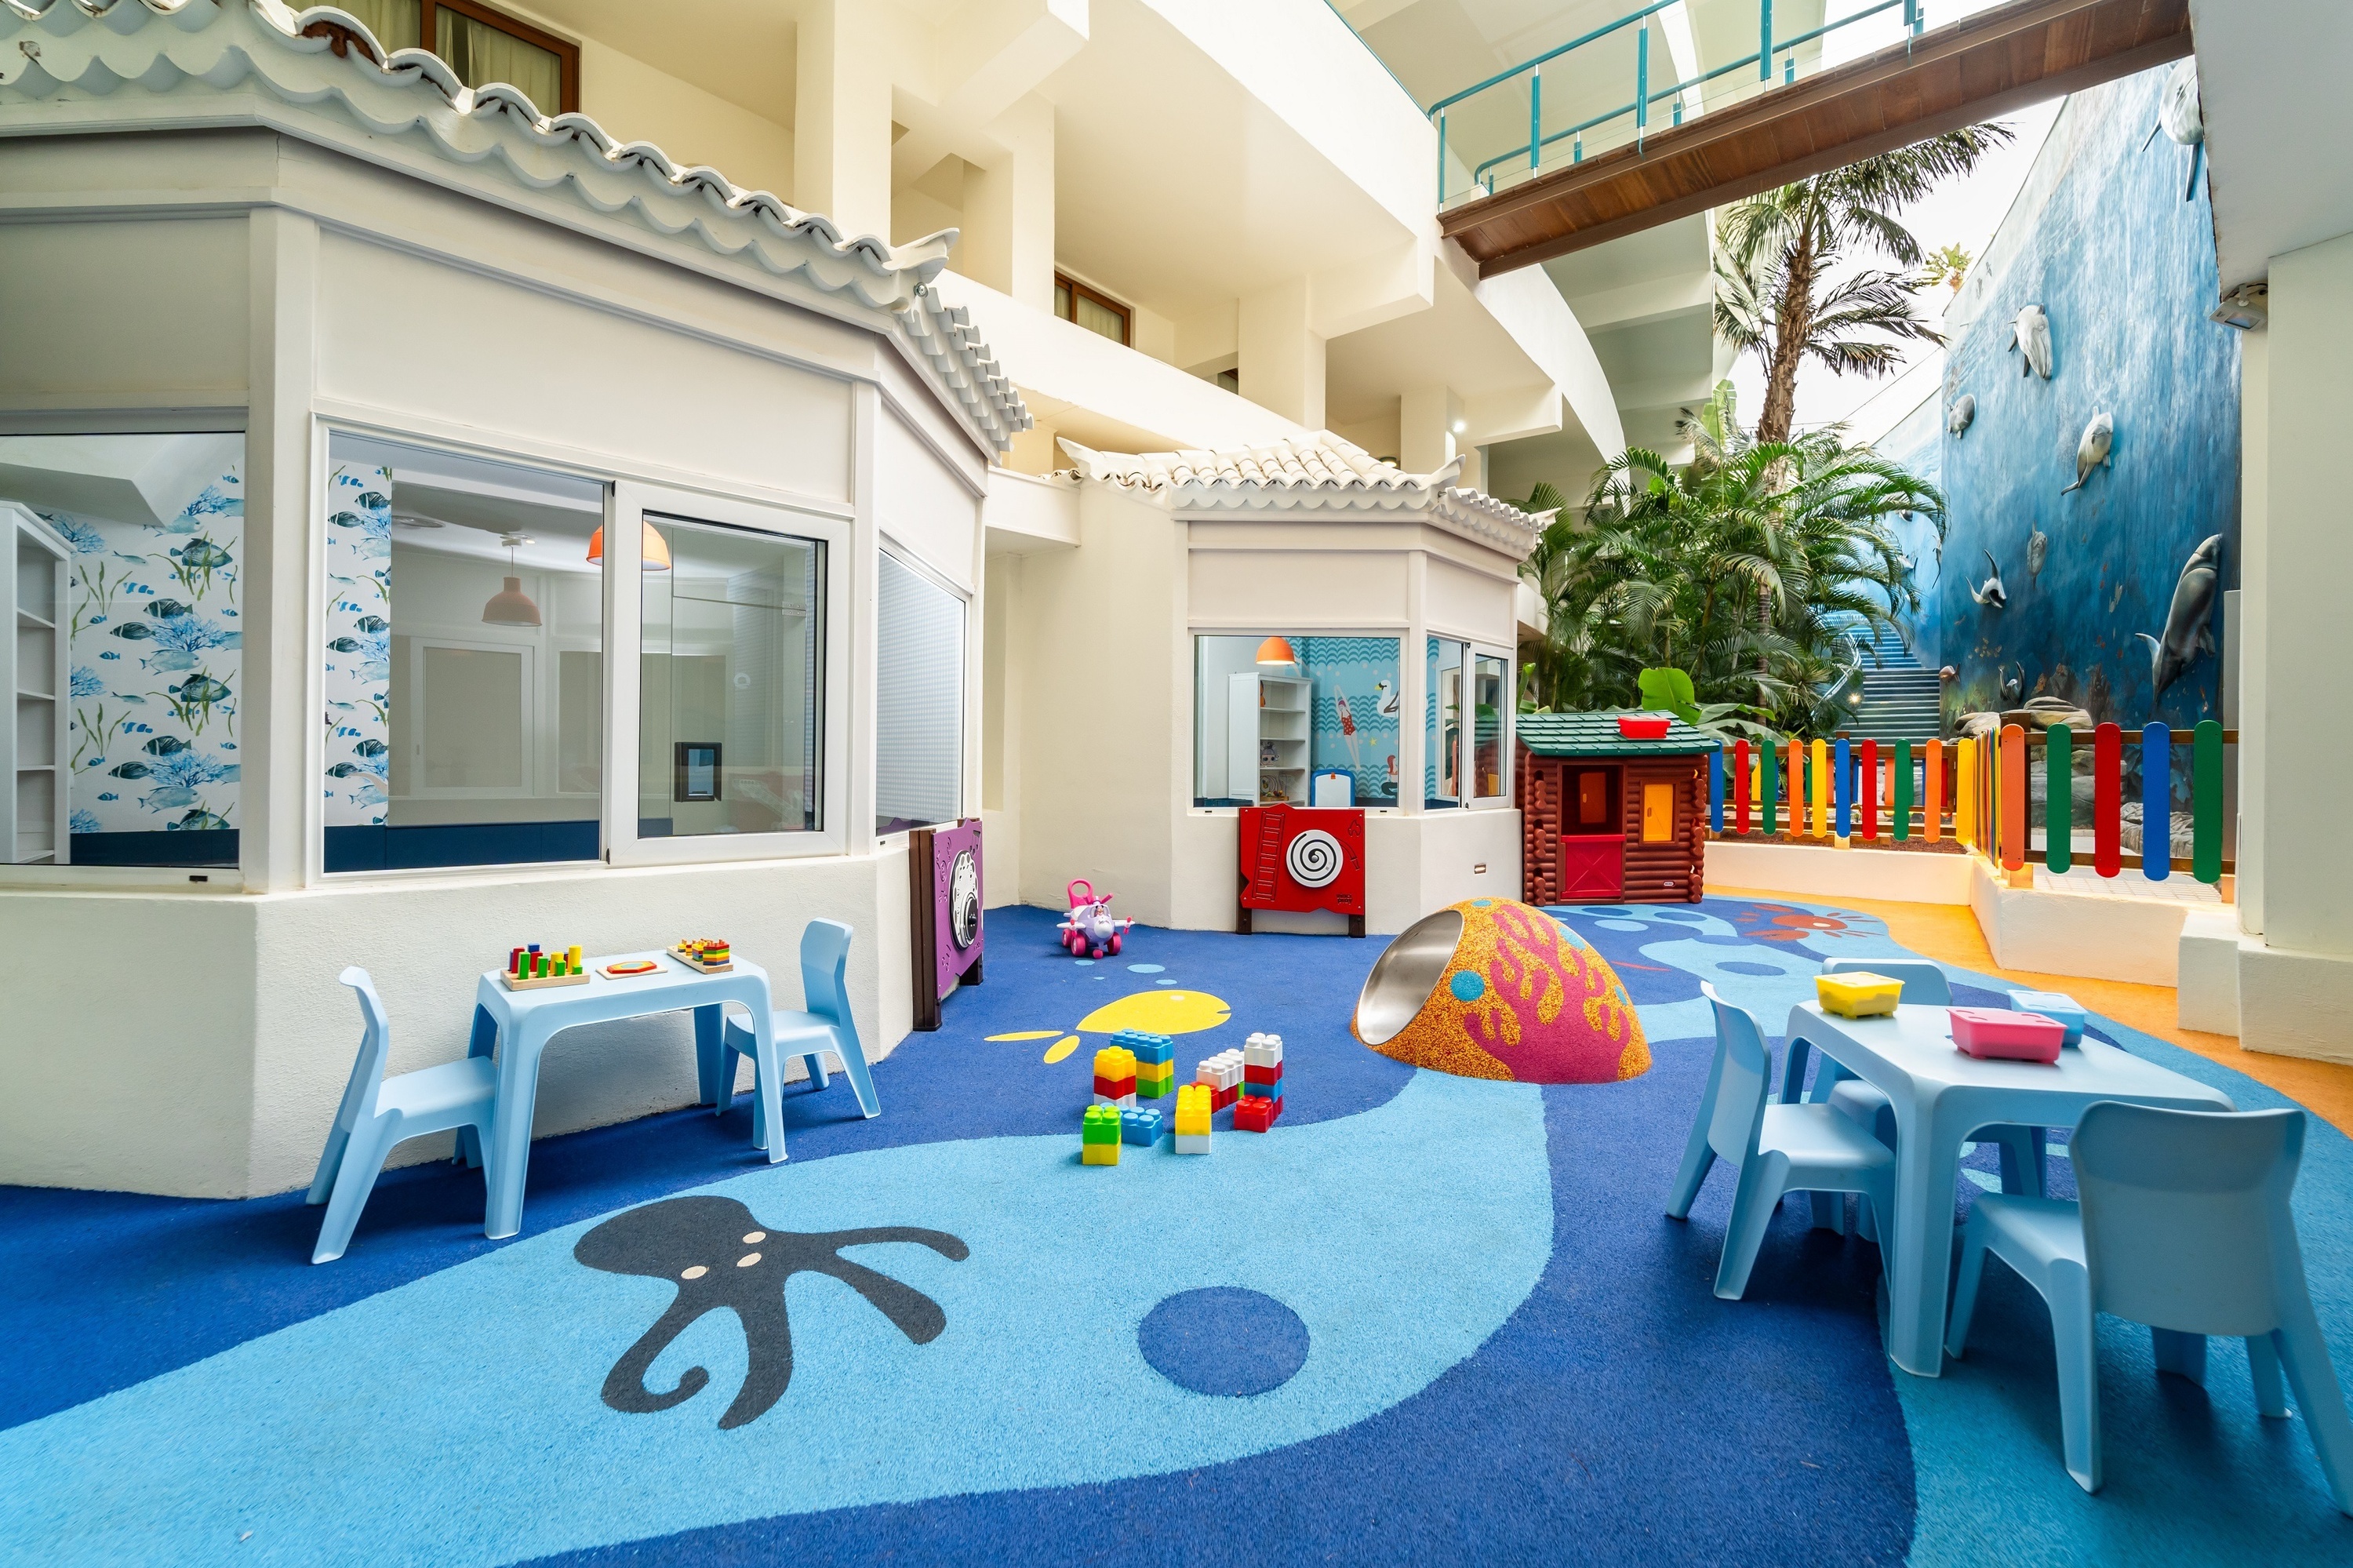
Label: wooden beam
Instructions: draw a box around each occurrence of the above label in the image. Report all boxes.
[1441,0,2192,276]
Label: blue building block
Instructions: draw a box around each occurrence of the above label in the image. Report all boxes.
[1120,1107,1164,1147]
[2008,989,2087,1045]
[1241,1081,1284,1102]
[1115,1029,1175,1066]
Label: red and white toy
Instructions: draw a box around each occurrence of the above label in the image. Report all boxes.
[1057,878,1134,959]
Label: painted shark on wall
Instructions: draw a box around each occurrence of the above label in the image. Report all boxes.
[2061,412,2114,494]
[2139,533,2224,697]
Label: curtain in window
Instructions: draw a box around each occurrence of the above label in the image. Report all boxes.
[438,9,562,110]
[340,0,421,52]
[875,554,964,834]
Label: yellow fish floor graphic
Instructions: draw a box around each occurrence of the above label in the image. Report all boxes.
[988,990,1232,1063]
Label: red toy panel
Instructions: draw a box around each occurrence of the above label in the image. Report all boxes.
[1238,806,1366,915]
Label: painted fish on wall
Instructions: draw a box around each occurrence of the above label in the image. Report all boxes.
[2138,533,2223,697]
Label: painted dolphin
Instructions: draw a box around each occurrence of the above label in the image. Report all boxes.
[2143,58,2206,199]
[1970,548,2006,609]
[2026,526,2049,579]
[2138,533,2223,697]
[1946,393,1976,437]
[0,1070,1551,1566]
[2008,304,2053,380]
[2061,412,2114,494]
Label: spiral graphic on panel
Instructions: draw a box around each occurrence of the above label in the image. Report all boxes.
[1286,828,1344,889]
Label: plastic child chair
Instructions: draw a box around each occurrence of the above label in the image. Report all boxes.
[720,919,881,1145]
[1787,957,2045,1236]
[1666,984,1895,1300]
[1947,1101,2353,1509]
[306,966,499,1264]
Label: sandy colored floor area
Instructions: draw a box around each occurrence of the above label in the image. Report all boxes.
[1712,885,2353,1137]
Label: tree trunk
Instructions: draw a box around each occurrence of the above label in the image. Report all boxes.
[1755,231,1817,449]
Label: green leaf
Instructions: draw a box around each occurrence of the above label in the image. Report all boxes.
[1638,667,1700,725]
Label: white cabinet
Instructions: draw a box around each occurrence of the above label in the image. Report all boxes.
[1225,671,1311,804]
[3,503,71,863]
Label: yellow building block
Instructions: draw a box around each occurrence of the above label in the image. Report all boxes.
[1082,1141,1120,1166]
[1815,971,1905,1019]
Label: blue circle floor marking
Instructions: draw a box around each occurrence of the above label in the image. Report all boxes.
[1138,1287,1311,1397]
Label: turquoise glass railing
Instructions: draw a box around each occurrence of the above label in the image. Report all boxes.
[1431,0,1926,209]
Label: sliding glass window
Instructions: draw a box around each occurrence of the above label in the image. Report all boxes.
[321,432,605,874]
[638,515,825,839]
[1473,653,1508,799]
[1425,637,1465,808]
[2,431,245,868]
[875,551,964,835]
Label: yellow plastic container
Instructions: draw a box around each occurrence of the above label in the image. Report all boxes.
[1815,971,1905,1019]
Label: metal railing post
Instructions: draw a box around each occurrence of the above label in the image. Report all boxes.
[1635,18,1649,151]
[1436,111,1448,205]
[1760,0,1773,81]
[1529,68,1542,178]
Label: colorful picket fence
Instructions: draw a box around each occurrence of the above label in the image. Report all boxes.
[1706,721,2233,886]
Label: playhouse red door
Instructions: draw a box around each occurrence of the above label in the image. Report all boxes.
[1559,835,1624,900]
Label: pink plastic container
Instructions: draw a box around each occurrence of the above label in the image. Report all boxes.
[1949,1006,2065,1064]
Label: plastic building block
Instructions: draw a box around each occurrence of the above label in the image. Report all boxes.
[1243,1032,1285,1069]
[1815,971,1905,1019]
[1242,1081,1284,1101]
[1243,1063,1284,1086]
[1210,1086,1238,1111]
[1173,1083,1212,1137]
[1949,1006,2066,1063]
[1195,1050,1244,1096]
[1115,1030,1175,1066]
[1093,1087,1137,1108]
[1234,1096,1282,1132]
[1120,1107,1163,1147]
[2007,989,2086,1045]
[1174,1133,1212,1155]
[1082,1104,1122,1164]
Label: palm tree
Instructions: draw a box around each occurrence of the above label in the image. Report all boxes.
[1715,126,2013,446]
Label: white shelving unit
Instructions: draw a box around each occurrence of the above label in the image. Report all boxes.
[4,502,71,864]
[1226,671,1311,805]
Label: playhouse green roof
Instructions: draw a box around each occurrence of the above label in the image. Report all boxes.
[1516,712,1722,757]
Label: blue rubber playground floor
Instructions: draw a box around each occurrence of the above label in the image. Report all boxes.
[2,898,2348,1565]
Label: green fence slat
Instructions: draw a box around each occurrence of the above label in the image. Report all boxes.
[2193,719,2224,883]
[2046,724,2071,875]
[1893,739,1912,841]
[1760,740,1779,835]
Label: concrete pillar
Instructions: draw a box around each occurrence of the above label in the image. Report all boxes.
[959,97,1056,312]
[1238,278,1326,431]
[1398,386,1464,475]
[794,0,895,242]
[2237,232,2353,1064]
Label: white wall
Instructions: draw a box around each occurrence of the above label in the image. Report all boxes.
[576,38,795,200]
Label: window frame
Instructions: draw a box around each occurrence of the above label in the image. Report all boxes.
[603,480,851,868]
[304,0,580,114]
[1186,628,1408,815]
[1053,271,1133,347]
[1424,635,1515,812]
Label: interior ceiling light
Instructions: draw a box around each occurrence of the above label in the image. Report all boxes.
[586,520,673,571]
[1256,635,1298,669]
[482,533,543,628]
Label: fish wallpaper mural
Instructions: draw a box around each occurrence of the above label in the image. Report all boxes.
[42,441,244,854]
[323,460,393,828]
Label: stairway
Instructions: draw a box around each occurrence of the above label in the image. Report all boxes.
[1825,618,1942,744]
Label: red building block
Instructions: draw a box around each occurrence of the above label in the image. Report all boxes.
[1243,1063,1284,1087]
[1234,1096,1282,1133]
[1209,1084,1238,1111]
[1093,1075,1136,1101]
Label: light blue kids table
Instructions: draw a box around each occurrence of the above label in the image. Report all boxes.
[467,951,781,1239]
[1782,999,2234,1376]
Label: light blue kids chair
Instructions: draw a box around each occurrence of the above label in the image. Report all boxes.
[715,919,881,1146]
[1784,957,2047,1235]
[1947,1101,2353,1509]
[307,967,499,1264]
[1667,983,1895,1299]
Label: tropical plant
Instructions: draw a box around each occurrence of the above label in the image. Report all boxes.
[1511,399,1944,740]
[1714,126,2013,446]
[1926,242,1973,293]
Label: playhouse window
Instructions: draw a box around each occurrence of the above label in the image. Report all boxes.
[1425,638,1464,806]
[1,431,245,869]
[638,515,825,840]
[875,551,965,835]
[1473,653,1507,799]
[1193,634,1399,809]
[321,432,606,874]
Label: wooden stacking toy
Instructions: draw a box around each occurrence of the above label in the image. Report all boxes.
[500,943,589,991]
[1814,970,1904,1019]
[673,938,733,974]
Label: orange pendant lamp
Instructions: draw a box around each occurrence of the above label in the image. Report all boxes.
[1256,635,1298,669]
[587,520,673,570]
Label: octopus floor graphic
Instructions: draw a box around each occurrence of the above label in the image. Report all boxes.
[2,901,2350,1566]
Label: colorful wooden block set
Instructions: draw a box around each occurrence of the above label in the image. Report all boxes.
[673,938,733,974]
[500,944,589,991]
[1078,1030,1285,1162]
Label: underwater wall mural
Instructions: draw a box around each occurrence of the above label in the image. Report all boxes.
[322,460,392,828]
[44,446,245,853]
[1898,63,2240,737]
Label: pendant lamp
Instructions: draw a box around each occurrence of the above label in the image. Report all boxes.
[481,535,543,628]
[1256,635,1298,669]
[587,520,673,570]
